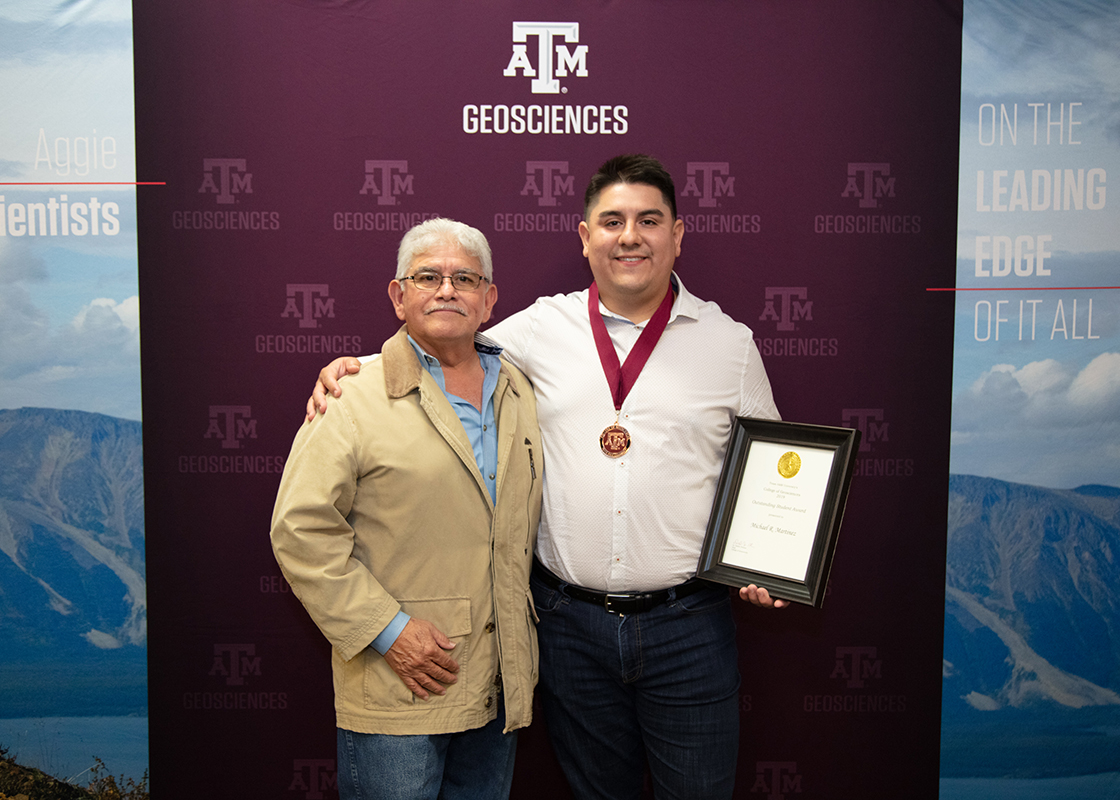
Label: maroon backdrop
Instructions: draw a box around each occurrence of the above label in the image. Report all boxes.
[134,1,961,797]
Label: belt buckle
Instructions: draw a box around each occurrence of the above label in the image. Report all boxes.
[604,593,631,615]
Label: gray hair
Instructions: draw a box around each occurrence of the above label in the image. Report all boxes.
[396,218,493,281]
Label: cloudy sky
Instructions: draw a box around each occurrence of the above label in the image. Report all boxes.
[0,0,140,420]
[951,0,1120,489]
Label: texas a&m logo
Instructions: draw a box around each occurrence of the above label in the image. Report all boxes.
[503,22,587,93]
[360,160,413,205]
[209,643,261,687]
[841,162,894,208]
[759,287,813,332]
[203,405,257,449]
[830,646,882,689]
[681,162,735,208]
[841,408,888,453]
[198,158,252,204]
[521,161,575,207]
[282,284,335,329]
[751,761,801,799]
[289,759,337,800]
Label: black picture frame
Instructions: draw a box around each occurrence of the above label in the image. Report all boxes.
[696,417,860,607]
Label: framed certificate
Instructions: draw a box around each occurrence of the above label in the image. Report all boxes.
[696,417,860,607]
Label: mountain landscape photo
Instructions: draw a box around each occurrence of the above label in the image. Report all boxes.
[941,474,1120,780]
[0,407,146,718]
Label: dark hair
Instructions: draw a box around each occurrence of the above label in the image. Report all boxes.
[583,154,677,221]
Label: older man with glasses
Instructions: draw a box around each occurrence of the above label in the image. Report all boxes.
[270,217,543,800]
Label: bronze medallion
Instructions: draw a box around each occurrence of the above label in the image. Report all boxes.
[600,424,631,458]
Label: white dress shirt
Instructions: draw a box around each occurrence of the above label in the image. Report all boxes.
[486,274,779,592]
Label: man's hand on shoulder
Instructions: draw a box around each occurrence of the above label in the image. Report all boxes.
[305,356,362,421]
[739,584,789,609]
[382,617,460,700]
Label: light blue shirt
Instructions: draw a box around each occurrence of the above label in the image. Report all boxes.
[370,333,503,655]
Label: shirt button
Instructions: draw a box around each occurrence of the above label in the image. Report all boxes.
[485,621,496,633]
[484,696,493,708]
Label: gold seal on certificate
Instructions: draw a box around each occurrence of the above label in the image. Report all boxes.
[777,451,801,479]
[600,424,631,458]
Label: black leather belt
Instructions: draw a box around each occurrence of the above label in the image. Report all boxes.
[533,559,711,615]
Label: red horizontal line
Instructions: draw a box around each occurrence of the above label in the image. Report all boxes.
[927,286,1118,292]
[0,181,166,185]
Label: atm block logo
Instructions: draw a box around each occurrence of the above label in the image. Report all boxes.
[289,759,337,800]
[681,162,735,208]
[360,160,413,205]
[199,158,253,204]
[751,761,802,799]
[282,284,335,328]
[521,161,575,206]
[204,405,257,449]
[503,22,587,94]
[830,646,882,689]
[209,643,262,687]
[841,408,887,453]
[759,287,813,332]
[841,162,894,208]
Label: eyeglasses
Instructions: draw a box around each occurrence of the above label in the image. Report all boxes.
[399,270,489,292]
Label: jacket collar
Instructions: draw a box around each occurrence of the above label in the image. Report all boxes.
[383,325,517,400]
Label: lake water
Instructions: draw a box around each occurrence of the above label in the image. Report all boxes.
[0,716,148,788]
[940,773,1120,799]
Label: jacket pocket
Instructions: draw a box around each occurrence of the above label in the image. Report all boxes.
[363,596,472,711]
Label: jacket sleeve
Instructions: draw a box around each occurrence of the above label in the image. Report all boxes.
[269,398,402,662]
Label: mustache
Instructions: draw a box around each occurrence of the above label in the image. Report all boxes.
[424,303,468,316]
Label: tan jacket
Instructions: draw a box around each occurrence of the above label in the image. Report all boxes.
[270,326,543,734]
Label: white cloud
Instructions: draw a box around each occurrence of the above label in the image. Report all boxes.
[957,356,1119,431]
[952,354,1120,488]
[72,296,139,335]
[1068,352,1120,409]
[0,290,140,419]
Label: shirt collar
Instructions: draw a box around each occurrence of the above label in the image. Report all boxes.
[596,272,699,326]
[407,332,504,367]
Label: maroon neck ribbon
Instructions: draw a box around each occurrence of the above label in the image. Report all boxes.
[588,282,675,412]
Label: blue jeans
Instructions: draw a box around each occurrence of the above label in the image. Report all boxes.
[336,706,517,800]
[530,571,740,800]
